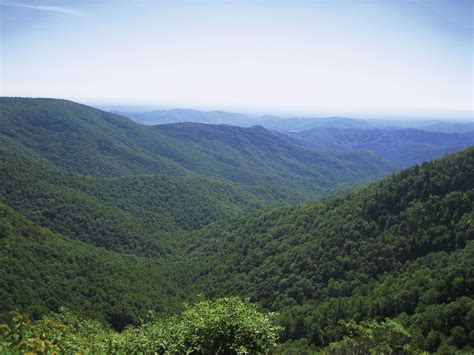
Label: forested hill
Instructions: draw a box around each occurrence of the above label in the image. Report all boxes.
[0,97,393,203]
[181,146,474,352]
[153,122,390,192]
[0,145,265,256]
[0,202,188,329]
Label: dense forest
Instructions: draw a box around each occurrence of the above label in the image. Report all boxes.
[0,145,266,257]
[0,98,473,353]
[180,146,474,352]
[0,203,186,328]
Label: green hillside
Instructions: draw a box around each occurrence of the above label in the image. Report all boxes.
[0,97,393,203]
[153,122,392,201]
[0,145,265,256]
[0,97,396,257]
[0,97,187,176]
[2,144,471,353]
[181,146,474,352]
[0,202,186,330]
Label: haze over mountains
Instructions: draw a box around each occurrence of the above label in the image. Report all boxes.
[286,128,474,168]
[115,107,474,169]
[0,98,393,203]
[0,97,473,352]
[115,107,474,133]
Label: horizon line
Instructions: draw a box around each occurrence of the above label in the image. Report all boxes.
[1,95,473,121]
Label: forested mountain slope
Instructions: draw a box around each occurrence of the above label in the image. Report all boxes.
[0,98,187,177]
[0,145,265,257]
[181,146,474,352]
[153,122,391,199]
[0,98,393,203]
[287,127,474,168]
[0,97,394,333]
[0,203,187,330]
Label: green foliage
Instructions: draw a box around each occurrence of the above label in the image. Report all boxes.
[0,203,186,329]
[181,147,474,352]
[324,319,411,354]
[275,339,319,354]
[0,310,59,353]
[0,298,281,354]
[121,296,282,354]
[0,308,117,353]
[0,145,266,256]
[0,98,473,352]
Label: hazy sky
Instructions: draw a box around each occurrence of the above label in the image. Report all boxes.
[0,0,472,116]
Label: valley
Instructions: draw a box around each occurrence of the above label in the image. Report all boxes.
[0,98,473,353]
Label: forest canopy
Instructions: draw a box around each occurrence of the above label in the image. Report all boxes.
[0,99,473,352]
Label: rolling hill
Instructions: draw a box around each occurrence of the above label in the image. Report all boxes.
[152,122,393,200]
[1,143,472,352]
[0,145,265,256]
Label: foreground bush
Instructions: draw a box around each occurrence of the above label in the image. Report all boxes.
[0,308,120,353]
[324,319,412,354]
[0,297,282,354]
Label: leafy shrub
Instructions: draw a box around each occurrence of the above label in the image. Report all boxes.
[324,319,411,354]
[0,308,117,353]
[0,297,282,354]
[121,296,282,353]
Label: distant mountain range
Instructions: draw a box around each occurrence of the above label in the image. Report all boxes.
[113,108,256,127]
[114,108,474,134]
[285,127,474,168]
[114,107,474,169]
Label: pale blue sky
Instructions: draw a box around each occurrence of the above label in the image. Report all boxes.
[0,0,472,117]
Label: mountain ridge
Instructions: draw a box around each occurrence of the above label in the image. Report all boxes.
[285,127,474,168]
[115,106,474,133]
[0,97,394,203]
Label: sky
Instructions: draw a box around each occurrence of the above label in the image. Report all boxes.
[0,0,472,118]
